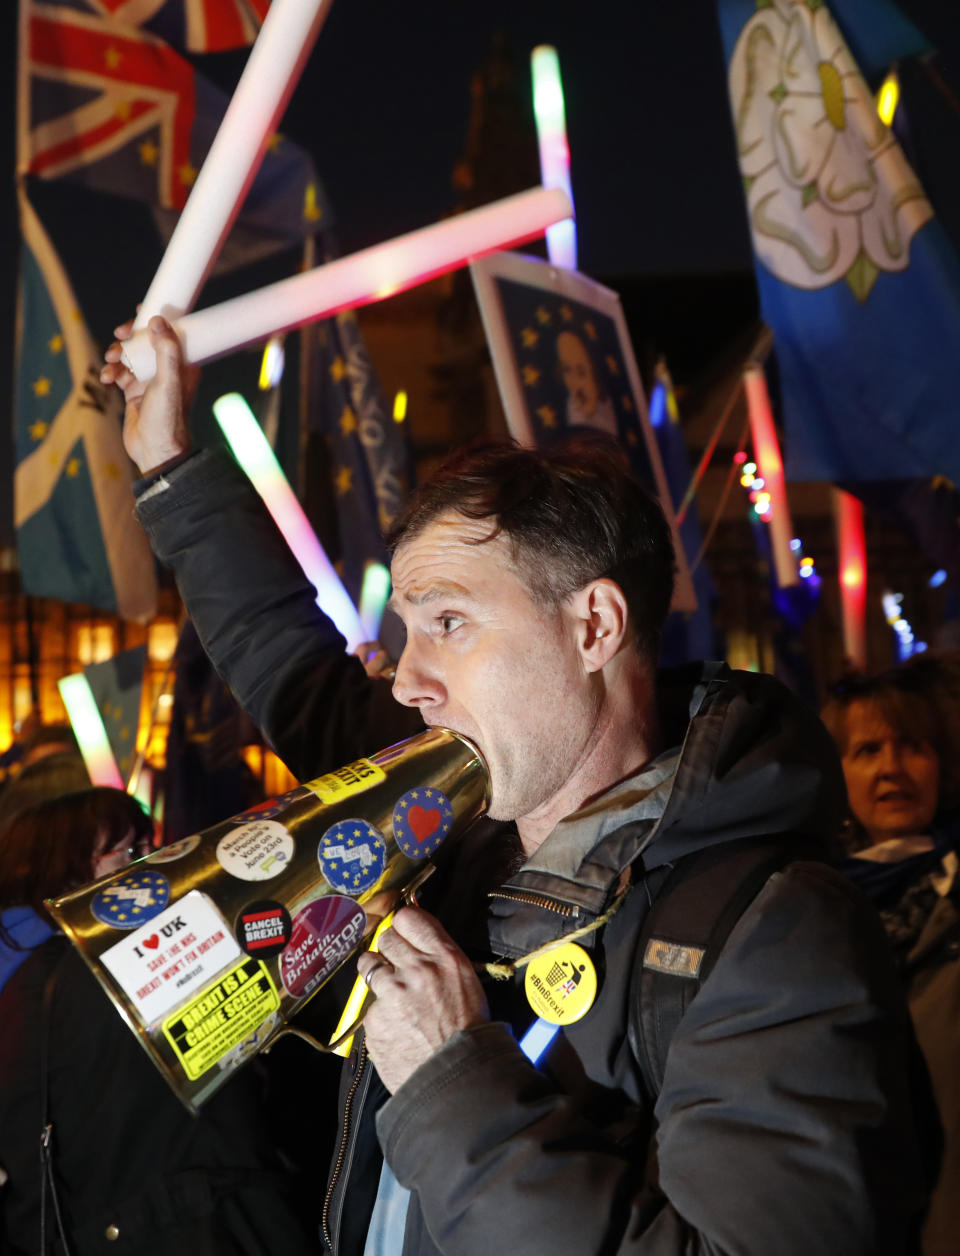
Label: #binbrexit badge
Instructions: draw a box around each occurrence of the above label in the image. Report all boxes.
[318,819,386,895]
[392,788,454,859]
[91,870,171,930]
[524,942,597,1025]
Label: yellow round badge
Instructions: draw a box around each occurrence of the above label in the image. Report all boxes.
[524,942,597,1026]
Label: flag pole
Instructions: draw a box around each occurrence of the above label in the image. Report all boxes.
[675,326,773,527]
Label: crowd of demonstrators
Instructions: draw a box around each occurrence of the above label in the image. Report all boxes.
[823,661,960,1256]
[90,314,935,1255]
[0,786,321,1256]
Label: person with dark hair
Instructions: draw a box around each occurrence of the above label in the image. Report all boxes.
[0,751,91,837]
[0,788,320,1255]
[823,665,960,1255]
[98,316,929,1255]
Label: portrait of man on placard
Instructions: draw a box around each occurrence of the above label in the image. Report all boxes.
[470,252,695,609]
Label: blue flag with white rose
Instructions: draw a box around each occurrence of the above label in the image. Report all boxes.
[716,0,960,485]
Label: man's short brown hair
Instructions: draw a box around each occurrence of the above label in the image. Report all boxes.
[388,437,675,664]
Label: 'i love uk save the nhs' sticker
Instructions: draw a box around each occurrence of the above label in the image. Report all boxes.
[100,891,242,1025]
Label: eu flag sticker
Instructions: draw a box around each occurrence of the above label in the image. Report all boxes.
[392,788,453,859]
[318,820,387,895]
[92,870,171,930]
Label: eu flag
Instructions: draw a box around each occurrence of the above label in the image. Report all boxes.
[15,191,157,620]
[716,0,960,485]
[84,644,147,783]
[308,310,415,606]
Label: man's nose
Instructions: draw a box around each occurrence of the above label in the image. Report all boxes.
[392,641,445,710]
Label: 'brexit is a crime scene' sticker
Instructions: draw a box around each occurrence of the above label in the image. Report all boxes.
[162,957,280,1082]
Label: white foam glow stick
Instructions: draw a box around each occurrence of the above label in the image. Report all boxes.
[123,186,573,380]
[213,392,365,651]
[359,562,391,642]
[531,46,577,269]
[134,0,335,328]
[58,674,125,789]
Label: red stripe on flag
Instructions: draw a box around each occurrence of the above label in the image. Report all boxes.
[31,15,194,95]
[29,96,156,175]
[198,0,247,52]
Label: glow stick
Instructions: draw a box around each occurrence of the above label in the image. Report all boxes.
[134,0,335,327]
[743,365,797,588]
[531,46,577,269]
[58,673,125,789]
[876,70,900,127]
[330,911,396,1057]
[520,1017,560,1065]
[359,563,391,642]
[213,393,365,651]
[833,488,868,670]
[122,186,573,380]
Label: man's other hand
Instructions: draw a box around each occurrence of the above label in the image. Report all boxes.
[357,907,490,1094]
[101,316,194,476]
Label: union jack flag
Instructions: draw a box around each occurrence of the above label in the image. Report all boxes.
[19,2,199,209]
[18,0,324,237]
[143,0,270,54]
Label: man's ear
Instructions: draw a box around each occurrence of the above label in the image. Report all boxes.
[568,579,630,673]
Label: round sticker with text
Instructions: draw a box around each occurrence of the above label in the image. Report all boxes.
[216,820,294,882]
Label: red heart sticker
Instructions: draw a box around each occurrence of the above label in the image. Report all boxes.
[408,805,441,843]
[143,934,160,949]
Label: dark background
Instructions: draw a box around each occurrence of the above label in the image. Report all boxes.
[3,0,960,538]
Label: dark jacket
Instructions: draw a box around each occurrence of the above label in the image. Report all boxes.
[0,925,318,1256]
[136,450,928,1255]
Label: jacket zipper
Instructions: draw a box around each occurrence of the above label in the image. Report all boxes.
[488,889,578,917]
[322,1040,369,1252]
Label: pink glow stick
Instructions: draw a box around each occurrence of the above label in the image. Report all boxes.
[134,0,335,327]
[834,488,868,670]
[122,186,573,380]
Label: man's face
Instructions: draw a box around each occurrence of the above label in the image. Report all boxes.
[390,512,599,822]
[841,699,940,845]
[557,331,599,417]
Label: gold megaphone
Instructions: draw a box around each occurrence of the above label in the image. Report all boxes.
[47,727,489,1111]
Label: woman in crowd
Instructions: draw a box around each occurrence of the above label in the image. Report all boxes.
[0,787,318,1256]
[823,665,960,1256]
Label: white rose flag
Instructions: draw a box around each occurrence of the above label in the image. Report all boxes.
[717,0,960,485]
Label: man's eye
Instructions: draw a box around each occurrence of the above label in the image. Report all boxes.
[438,614,463,634]
[855,742,880,758]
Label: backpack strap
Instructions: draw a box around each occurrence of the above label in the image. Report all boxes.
[628,836,821,1105]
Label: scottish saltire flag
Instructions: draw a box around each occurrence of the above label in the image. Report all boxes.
[717,0,960,485]
[19,0,326,245]
[15,191,157,620]
[84,644,147,781]
[308,310,415,605]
